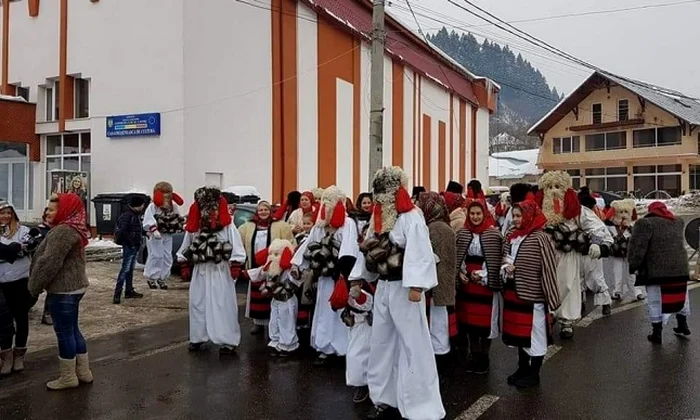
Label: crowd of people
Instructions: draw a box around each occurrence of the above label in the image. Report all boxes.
[0,166,692,420]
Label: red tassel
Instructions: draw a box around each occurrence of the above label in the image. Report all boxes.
[279,247,293,270]
[255,248,269,267]
[605,207,615,220]
[534,190,544,208]
[563,188,581,219]
[553,198,562,214]
[329,201,346,229]
[319,204,326,222]
[185,203,201,233]
[395,186,414,213]
[273,200,288,221]
[373,203,383,233]
[525,192,535,203]
[632,208,638,221]
[218,196,232,227]
[495,202,507,217]
[172,193,184,206]
[355,292,367,305]
[329,277,349,311]
[153,190,164,208]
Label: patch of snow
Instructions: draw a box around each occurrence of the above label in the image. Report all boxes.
[223,185,260,198]
[0,94,27,103]
[87,238,120,249]
[489,149,541,180]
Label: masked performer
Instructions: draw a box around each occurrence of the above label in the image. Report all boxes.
[143,182,184,290]
[605,199,646,301]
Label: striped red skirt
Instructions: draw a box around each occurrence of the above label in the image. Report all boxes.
[660,282,688,314]
[457,282,495,337]
[502,288,552,349]
[248,282,272,320]
[426,295,458,338]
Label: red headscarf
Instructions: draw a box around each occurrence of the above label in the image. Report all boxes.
[442,191,465,213]
[300,191,316,213]
[463,199,496,235]
[53,194,90,247]
[508,201,547,241]
[647,201,675,220]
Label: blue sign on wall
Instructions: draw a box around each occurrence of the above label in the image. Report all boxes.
[106,113,161,138]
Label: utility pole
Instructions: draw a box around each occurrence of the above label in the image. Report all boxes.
[368,0,386,187]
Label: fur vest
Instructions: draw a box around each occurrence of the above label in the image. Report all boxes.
[428,220,456,306]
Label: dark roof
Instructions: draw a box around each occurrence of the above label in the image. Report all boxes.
[301,0,497,107]
[528,71,700,135]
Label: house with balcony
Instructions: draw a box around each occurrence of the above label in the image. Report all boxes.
[529,71,700,197]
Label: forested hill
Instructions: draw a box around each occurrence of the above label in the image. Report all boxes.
[427,28,563,151]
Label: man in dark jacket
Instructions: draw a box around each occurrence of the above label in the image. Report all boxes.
[113,195,146,304]
[628,201,691,343]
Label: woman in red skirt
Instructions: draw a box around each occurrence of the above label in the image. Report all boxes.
[501,201,560,388]
[455,199,503,374]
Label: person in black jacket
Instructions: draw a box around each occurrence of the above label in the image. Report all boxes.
[113,195,146,304]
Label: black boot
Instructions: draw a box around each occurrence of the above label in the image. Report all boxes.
[507,348,530,385]
[473,339,491,375]
[365,404,399,420]
[673,315,691,336]
[125,289,144,299]
[188,342,207,352]
[602,304,612,316]
[147,280,158,290]
[514,355,542,388]
[112,290,122,304]
[648,322,663,344]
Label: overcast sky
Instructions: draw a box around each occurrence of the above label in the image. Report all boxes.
[388,0,700,97]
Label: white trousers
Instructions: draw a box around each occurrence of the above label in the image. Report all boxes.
[524,303,547,357]
[581,256,612,306]
[245,282,269,327]
[368,280,445,420]
[428,301,450,356]
[646,285,691,324]
[268,296,299,352]
[347,321,372,387]
[189,262,241,346]
[144,235,173,281]
[556,251,582,323]
[310,277,348,356]
[608,258,646,300]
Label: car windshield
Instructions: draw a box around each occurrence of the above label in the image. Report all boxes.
[234,208,255,228]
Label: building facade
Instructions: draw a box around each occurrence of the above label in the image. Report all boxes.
[531,71,700,197]
[0,0,496,222]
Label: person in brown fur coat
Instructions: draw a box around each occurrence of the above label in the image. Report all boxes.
[416,192,456,356]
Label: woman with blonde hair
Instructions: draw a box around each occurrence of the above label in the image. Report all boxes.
[239,201,295,335]
[0,201,32,376]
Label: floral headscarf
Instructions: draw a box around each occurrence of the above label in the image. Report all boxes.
[417,192,449,225]
[443,191,465,214]
[509,200,547,241]
[463,199,496,235]
[53,194,90,247]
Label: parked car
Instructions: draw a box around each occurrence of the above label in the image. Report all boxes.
[137,203,258,271]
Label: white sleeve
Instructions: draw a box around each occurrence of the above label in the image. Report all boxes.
[580,207,613,245]
[176,232,193,261]
[348,252,379,283]
[402,213,439,289]
[292,225,322,268]
[338,217,360,259]
[226,224,247,263]
[143,203,158,231]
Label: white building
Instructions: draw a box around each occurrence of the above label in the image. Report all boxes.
[0,0,497,223]
[489,149,542,187]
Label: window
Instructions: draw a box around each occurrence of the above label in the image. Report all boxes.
[552,136,580,154]
[17,87,29,102]
[45,87,54,121]
[566,170,581,189]
[657,127,682,146]
[54,81,60,120]
[74,78,89,118]
[592,103,602,124]
[690,165,700,191]
[44,132,91,207]
[633,127,683,148]
[585,134,605,151]
[584,167,628,192]
[605,132,627,150]
[633,165,682,197]
[618,99,629,121]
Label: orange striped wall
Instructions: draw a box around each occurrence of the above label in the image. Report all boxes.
[422,114,431,188]
[449,94,454,179]
[438,120,446,191]
[459,99,467,185]
[1,0,10,95]
[471,105,477,179]
[392,60,404,167]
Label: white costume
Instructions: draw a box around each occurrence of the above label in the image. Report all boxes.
[292,186,358,357]
[358,167,445,420]
[604,200,646,301]
[345,289,373,387]
[580,206,613,307]
[178,223,246,347]
[142,202,180,283]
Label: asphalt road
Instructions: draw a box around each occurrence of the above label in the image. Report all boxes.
[1,287,699,420]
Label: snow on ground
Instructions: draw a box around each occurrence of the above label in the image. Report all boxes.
[489,148,541,180]
[87,238,120,249]
[635,191,700,216]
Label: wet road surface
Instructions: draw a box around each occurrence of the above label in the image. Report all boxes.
[2,287,700,420]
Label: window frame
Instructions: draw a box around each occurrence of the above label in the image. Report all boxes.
[592,103,602,124]
[618,99,629,121]
[74,78,90,119]
[633,126,683,148]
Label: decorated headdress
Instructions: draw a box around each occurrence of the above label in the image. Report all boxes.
[538,171,580,224]
[607,199,638,225]
[371,166,414,234]
[153,181,184,208]
[185,186,231,233]
[255,238,295,278]
[315,185,347,229]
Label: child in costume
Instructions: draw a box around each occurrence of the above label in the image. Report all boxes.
[143,182,184,290]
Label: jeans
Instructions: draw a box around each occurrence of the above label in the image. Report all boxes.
[116,245,139,294]
[47,293,87,359]
[0,278,31,350]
